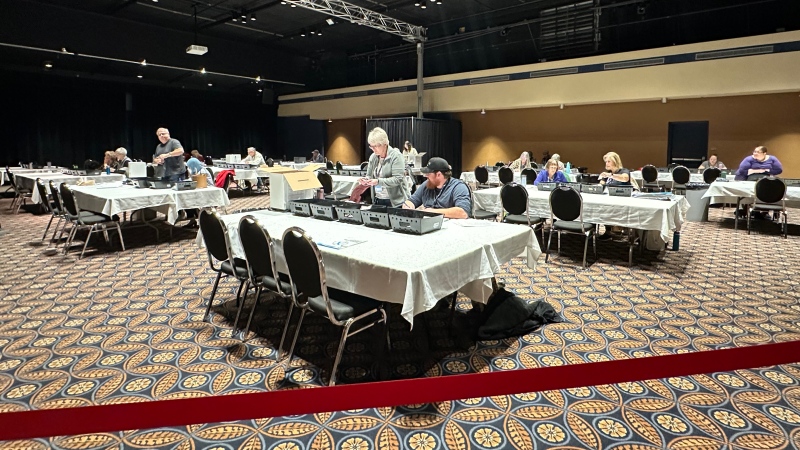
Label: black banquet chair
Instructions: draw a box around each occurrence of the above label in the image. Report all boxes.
[198,209,249,322]
[236,215,295,346]
[671,166,691,194]
[500,183,544,238]
[466,183,497,221]
[473,165,492,189]
[317,170,348,200]
[282,227,389,386]
[641,165,662,193]
[520,168,537,185]
[498,166,514,185]
[747,176,788,238]
[546,186,596,269]
[58,184,125,259]
[703,167,722,184]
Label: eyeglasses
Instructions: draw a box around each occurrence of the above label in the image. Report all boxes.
[158,132,169,136]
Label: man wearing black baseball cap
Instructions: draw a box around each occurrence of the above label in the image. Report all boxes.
[403,157,471,219]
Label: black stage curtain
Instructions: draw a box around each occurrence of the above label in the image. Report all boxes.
[0,71,277,168]
[365,117,462,178]
[276,116,327,161]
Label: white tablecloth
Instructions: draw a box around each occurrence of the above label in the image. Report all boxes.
[461,171,522,185]
[631,171,737,185]
[330,175,361,195]
[474,185,689,243]
[72,184,230,224]
[208,166,273,184]
[3,168,66,185]
[198,210,541,324]
[21,173,126,203]
[703,180,800,208]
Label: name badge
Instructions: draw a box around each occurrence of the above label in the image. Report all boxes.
[374,185,384,194]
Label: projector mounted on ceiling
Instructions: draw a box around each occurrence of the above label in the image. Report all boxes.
[186,45,208,55]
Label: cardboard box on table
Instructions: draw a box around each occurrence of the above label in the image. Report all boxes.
[263,166,322,210]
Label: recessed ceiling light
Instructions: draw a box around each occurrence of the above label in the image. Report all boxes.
[44,62,53,68]
[137,75,143,79]
[326,18,335,25]
[258,89,263,92]
[200,67,206,74]
[208,83,213,86]
[141,59,147,66]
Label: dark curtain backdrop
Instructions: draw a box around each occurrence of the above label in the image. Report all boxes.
[276,117,327,161]
[0,71,277,167]
[365,117,462,177]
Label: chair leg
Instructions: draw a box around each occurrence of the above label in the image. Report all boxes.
[234,280,246,307]
[79,225,97,259]
[735,198,742,230]
[783,212,788,238]
[593,228,598,260]
[277,300,296,361]
[204,271,223,321]
[746,205,752,235]
[50,216,63,243]
[285,308,307,367]
[329,321,355,386]
[545,229,553,263]
[557,231,561,256]
[582,234,589,269]
[241,286,264,342]
[380,305,391,352]
[232,281,252,338]
[63,225,79,255]
[41,214,56,241]
[448,291,458,335]
[114,222,125,251]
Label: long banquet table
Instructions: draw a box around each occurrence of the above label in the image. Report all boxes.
[71,184,230,224]
[18,173,127,204]
[473,185,689,243]
[199,210,541,324]
[703,180,800,209]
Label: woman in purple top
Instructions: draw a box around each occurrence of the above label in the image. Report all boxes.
[735,146,783,181]
[534,159,569,185]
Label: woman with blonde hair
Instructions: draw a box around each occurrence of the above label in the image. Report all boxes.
[598,152,631,186]
[103,150,119,172]
[509,151,532,170]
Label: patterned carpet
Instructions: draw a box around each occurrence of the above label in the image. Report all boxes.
[1,191,800,449]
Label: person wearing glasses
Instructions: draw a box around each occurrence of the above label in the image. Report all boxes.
[153,127,186,182]
[598,152,631,186]
[735,146,782,181]
[360,127,410,207]
[534,159,569,186]
[403,157,471,219]
[698,153,726,173]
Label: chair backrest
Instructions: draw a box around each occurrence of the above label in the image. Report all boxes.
[326,160,334,170]
[360,161,368,170]
[641,165,659,183]
[672,166,691,185]
[667,163,678,171]
[204,156,213,166]
[35,179,51,213]
[267,158,274,167]
[317,171,333,194]
[500,183,528,216]
[464,183,478,218]
[48,180,63,211]
[474,166,489,184]
[520,168,537,185]
[495,161,505,167]
[703,167,721,184]
[199,209,232,263]
[755,177,786,204]
[238,216,282,290]
[498,167,514,184]
[205,167,215,181]
[550,186,583,222]
[59,183,79,217]
[146,165,155,178]
[335,161,343,171]
[283,227,333,318]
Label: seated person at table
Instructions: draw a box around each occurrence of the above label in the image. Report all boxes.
[698,153,726,173]
[735,146,783,181]
[103,151,118,172]
[402,141,418,159]
[310,149,325,163]
[187,150,213,184]
[115,148,132,169]
[242,147,265,190]
[242,147,265,166]
[403,157,471,219]
[550,153,566,171]
[360,127,410,207]
[534,159,569,186]
[598,152,631,186]
[508,151,532,170]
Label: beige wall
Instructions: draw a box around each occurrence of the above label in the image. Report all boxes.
[457,93,800,177]
[326,119,364,165]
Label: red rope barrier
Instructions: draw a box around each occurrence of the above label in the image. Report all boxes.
[1,340,798,441]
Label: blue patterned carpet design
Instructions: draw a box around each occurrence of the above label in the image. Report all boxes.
[0,193,799,449]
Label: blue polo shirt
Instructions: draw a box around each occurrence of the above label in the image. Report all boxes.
[408,177,472,216]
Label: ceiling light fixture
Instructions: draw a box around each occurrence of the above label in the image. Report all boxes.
[137,74,143,79]
[200,67,206,74]
[662,97,667,103]
[436,0,442,4]
[44,61,53,68]
[310,30,316,35]
[317,30,322,36]
[258,89,263,92]
[326,18,335,25]
[250,13,256,21]
[480,109,486,115]
[141,59,147,66]
[208,83,213,86]
[241,11,247,19]
[255,75,261,82]
[300,30,306,37]
[560,104,564,109]
[281,1,286,4]
[420,0,427,9]
[290,4,296,7]
[414,1,420,5]
[61,47,68,53]
[328,119,332,123]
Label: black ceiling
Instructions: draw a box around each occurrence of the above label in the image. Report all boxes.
[2,0,798,97]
